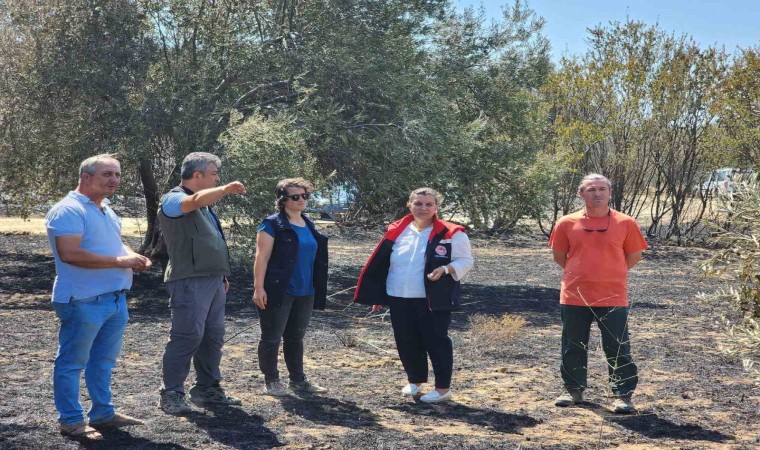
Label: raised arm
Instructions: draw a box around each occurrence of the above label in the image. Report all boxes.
[180,181,246,214]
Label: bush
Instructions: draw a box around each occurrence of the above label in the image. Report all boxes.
[219,111,319,256]
[701,179,760,383]
[467,313,527,357]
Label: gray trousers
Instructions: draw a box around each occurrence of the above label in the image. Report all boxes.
[162,275,226,393]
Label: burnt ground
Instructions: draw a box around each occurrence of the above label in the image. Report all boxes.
[0,229,758,449]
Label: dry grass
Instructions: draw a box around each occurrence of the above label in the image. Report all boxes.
[467,313,527,357]
[0,217,147,237]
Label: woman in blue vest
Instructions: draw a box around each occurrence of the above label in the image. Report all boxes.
[354,187,473,403]
[252,178,328,396]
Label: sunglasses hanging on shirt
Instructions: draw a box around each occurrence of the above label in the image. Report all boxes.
[582,209,611,232]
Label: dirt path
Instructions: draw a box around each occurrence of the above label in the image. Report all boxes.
[0,231,757,449]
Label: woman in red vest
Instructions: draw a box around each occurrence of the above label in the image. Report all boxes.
[354,187,473,403]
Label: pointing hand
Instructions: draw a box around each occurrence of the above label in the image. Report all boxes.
[223,181,247,195]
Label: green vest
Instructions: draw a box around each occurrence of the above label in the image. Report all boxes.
[158,188,231,282]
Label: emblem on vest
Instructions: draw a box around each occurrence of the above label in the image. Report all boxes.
[434,245,448,257]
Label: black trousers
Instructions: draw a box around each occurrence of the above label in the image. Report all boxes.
[389,297,453,389]
[560,304,638,396]
[256,295,314,383]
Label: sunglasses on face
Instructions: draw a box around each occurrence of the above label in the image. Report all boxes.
[284,193,310,201]
[582,210,611,232]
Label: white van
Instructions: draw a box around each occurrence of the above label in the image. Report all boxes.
[696,168,756,195]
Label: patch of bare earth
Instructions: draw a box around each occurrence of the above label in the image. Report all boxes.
[0,230,758,449]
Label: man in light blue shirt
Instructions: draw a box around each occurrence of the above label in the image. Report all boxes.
[46,154,151,440]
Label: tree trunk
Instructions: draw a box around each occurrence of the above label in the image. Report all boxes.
[136,157,168,267]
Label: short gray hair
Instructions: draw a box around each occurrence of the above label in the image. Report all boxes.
[181,152,222,180]
[578,173,612,192]
[407,187,444,207]
[79,153,119,178]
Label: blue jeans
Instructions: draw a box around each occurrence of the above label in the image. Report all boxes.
[53,291,129,425]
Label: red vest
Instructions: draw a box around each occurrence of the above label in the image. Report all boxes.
[354,214,465,310]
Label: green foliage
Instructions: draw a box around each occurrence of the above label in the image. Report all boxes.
[702,184,760,319]
[701,182,760,383]
[541,19,730,242]
[0,0,153,212]
[0,0,553,235]
[428,1,552,230]
[219,111,316,251]
[712,48,760,170]
[4,0,756,244]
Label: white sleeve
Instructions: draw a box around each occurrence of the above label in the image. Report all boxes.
[449,232,474,281]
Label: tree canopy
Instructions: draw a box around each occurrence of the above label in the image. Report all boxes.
[0,1,757,247]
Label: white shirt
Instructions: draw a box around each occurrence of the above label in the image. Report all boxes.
[386,223,474,298]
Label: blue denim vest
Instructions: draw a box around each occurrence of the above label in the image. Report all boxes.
[260,212,328,309]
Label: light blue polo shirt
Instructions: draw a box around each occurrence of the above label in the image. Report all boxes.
[45,191,132,302]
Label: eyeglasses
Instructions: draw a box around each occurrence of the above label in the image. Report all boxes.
[582,210,611,232]
[284,193,310,201]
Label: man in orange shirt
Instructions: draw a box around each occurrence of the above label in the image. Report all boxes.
[548,173,648,414]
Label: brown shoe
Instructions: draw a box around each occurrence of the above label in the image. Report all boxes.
[59,422,103,440]
[90,412,144,429]
[189,385,242,405]
[160,390,195,415]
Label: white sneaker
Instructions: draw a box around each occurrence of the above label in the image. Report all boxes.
[420,389,452,403]
[401,383,421,396]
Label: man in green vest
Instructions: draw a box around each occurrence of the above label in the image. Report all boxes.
[157,152,246,415]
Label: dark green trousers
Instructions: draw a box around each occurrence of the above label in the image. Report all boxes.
[560,304,638,397]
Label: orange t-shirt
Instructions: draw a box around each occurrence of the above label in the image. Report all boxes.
[548,209,648,307]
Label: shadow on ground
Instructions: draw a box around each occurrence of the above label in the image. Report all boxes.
[279,395,380,429]
[0,251,54,303]
[0,424,192,450]
[572,402,733,443]
[601,412,734,442]
[186,404,282,449]
[389,402,541,434]
[89,428,192,450]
